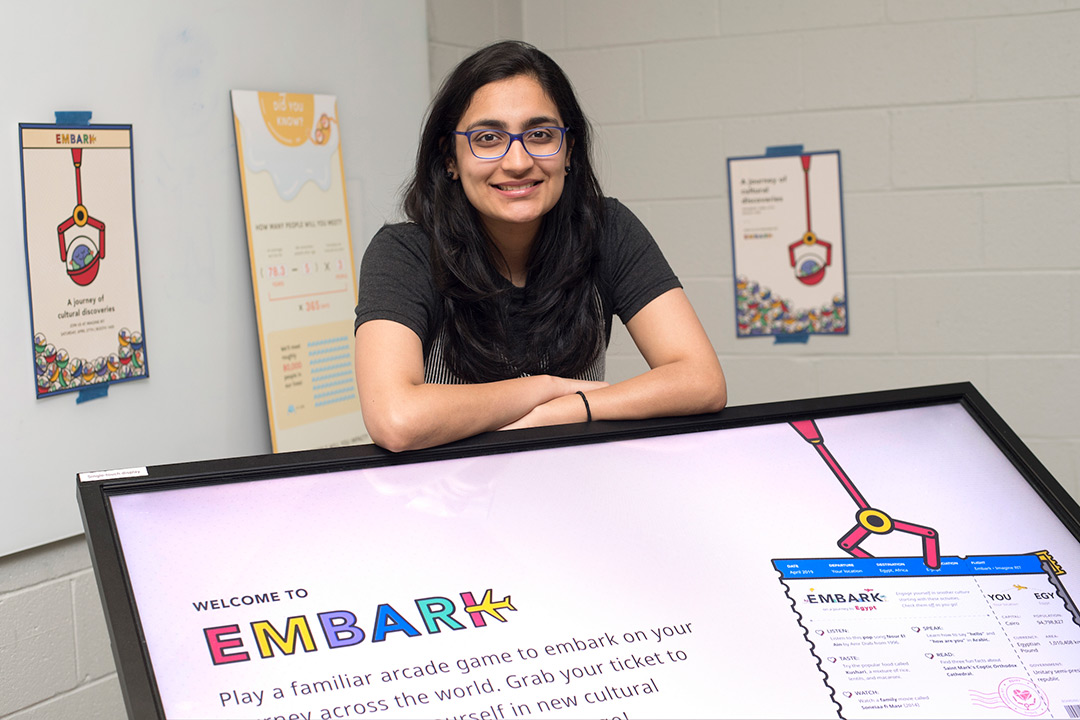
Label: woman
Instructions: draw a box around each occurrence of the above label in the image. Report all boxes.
[354,41,725,451]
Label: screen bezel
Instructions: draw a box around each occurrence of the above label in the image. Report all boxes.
[76,382,1080,719]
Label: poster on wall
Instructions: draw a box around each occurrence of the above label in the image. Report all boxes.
[727,149,848,338]
[19,123,149,398]
[231,90,364,452]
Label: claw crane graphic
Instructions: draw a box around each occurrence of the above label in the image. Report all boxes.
[791,419,941,569]
[788,154,832,286]
[57,148,105,286]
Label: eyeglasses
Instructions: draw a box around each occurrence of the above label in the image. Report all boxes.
[454,126,569,160]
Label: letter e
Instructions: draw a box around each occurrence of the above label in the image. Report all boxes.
[204,624,250,665]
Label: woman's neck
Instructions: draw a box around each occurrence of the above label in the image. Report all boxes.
[485,219,540,287]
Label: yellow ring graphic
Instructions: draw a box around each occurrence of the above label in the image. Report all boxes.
[801,231,818,245]
[73,204,89,227]
[858,508,893,534]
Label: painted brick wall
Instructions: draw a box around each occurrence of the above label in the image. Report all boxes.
[429,0,1080,500]
[0,537,123,718]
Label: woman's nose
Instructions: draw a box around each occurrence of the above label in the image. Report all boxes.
[500,137,535,171]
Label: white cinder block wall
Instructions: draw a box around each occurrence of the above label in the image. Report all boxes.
[430,0,1080,498]
[0,537,122,718]
[5,2,1080,718]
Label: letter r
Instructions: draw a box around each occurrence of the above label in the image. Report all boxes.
[415,597,465,634]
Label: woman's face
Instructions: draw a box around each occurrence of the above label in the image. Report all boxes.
[448,74,570,247]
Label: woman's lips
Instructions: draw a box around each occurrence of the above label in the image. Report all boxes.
[492,180,541,196]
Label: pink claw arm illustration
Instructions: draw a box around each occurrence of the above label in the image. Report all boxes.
[792,419,941,569]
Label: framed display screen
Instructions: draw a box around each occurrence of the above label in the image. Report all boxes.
[78,384,1080,719]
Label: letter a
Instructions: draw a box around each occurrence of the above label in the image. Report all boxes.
[371,604,421,643]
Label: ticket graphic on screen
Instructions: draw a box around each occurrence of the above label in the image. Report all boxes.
[778,418,1080,717]
[775,553,1080,718]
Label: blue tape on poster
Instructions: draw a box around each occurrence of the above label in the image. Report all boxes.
[774,333,810,344]
[55,111,92,126]
[76,385,109,404]
[765,144,804,157]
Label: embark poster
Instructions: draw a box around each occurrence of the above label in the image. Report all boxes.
[19,124,148,398]
[728,150,848,338]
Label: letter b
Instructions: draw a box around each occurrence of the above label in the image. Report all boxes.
[318,611,365,648]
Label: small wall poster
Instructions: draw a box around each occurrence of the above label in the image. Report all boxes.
[19,124,149,397]
[727,150,848,337]
[231,91,364,452]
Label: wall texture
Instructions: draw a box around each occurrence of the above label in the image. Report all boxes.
[430,0,1080,502]
[0,537,122,719]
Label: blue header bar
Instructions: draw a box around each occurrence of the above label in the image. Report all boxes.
[773,555,1045,579]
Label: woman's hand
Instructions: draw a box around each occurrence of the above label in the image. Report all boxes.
[498,379,608,431]
[356,320,606,452]
[557,288,727,422]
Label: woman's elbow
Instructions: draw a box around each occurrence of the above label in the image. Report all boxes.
[698,361,727,414]
[707,381,727,413]
[362,406,428,453]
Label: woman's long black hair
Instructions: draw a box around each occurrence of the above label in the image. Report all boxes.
[403,41,606,383]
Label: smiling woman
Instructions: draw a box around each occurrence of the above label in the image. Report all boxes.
[447,76,570,258]
[354,41,726,451]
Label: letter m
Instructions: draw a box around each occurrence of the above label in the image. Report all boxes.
[251,615,317,658]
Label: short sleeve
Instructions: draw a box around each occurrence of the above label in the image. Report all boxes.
[354,223,439,346]
[599,199,682,324]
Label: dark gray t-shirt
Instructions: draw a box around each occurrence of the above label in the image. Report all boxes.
[354,198,680,383]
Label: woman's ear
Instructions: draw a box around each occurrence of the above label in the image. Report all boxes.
[440,135,458,180]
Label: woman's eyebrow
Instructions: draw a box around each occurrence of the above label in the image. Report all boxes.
[465,118,508,131]
[464,116,560,132]
[523,115,560,128]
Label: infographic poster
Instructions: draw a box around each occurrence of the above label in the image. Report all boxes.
[105,403,1080,718]
[19,124,148,398]
[728,150,848,337]
[231,90,364,452]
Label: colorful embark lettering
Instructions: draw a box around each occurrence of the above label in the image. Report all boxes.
[203,588,515,666]
[55,133,97,145]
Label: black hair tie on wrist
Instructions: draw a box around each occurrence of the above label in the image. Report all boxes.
[576,391,592,422]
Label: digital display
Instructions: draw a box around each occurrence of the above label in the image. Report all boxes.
[80,386,1080,718]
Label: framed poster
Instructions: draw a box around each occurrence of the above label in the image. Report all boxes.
[728,149,848,338]
[79,384,1080,719]
[231,90,363,452]
[19,124,148,397]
